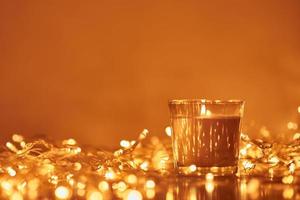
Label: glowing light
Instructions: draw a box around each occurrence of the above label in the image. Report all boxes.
[120,140,131,148]
[87,191,103,200]
[77,189,86,197]
[6,142,18,152]
[55,186,71,199]
[200,104,206,115]
[74,162,82,171]
[146,189,155,199]
[166,187,174,200]
[140,161,149,171]
[189,164,197,172]
[112,181,127,192]
[7,167,16,176]
[247,179,260,199]
[287,122,298,130]
[12,134,24,143]
[283,188,294,199]
[260,126,270,137]
[77,182,86,189]
[289,163,295,174]
[282,175,294,184]
[145,180,155,189]
[165,126,172,137]
[9,192,23,200]
[269,156,280,164]
[205,173,214,181]
[126,174,137,185]
[242,160,255,170]
[105,170,116,180]
[139,129,149,140]
[123,189,142,200]
[1,181,12,191]
[98,181,110,191]
[240,148,247,156]
[298,106,300,113]
[293,133,300,140]
[62,138,77,145]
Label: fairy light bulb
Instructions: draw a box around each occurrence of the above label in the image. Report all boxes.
[55,186,71,199]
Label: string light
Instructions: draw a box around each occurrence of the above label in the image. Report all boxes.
[0,108,300,200]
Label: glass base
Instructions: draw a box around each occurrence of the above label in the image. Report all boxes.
[177,165,237,176]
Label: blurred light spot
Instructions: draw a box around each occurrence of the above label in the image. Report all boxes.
[287,122,298,130]
[9,192,23,200]
[55,186,70,199]
[12,134,24,143]
[282,175,294,184]
[205,173,214,181]
[98,181,109,191]
[189,164,197,172]
[146,189,155,199]
[126,174,137,185]
[205,182,214,193]
[120,140,131,148]
[145,180,155,189]
[123,189,142,200]
[7,167,16,176]
[87,191,103,200]
[165,126,172,137]
[283,188,294,199]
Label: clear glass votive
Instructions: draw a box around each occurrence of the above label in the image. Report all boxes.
[168,99,245,176]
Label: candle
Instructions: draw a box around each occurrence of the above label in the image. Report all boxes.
[169,99,244,176]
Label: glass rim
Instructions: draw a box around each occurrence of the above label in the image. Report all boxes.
[168,99,245,105]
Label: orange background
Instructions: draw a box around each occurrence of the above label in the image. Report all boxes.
[0,1,300,148]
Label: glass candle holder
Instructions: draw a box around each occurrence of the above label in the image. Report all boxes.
[169,99,245,176]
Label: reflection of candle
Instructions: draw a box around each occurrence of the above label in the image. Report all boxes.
[169,99,244,175]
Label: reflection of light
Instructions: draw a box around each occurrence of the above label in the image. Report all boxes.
[205,182,214,193]
[123,189,142,200]
[240,179,247,200]
[166,187,174,200]
[200,104,206,115]
[298,106,300,113]
[146,189,156,199]
[55,186,70,199]
[87,191,103,200]
[165,126,172,137]
[283,188,294,199]
[247,179,260,199]
[189,187,197,200]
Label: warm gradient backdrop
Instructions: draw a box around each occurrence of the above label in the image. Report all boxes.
[0,1,300,148]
